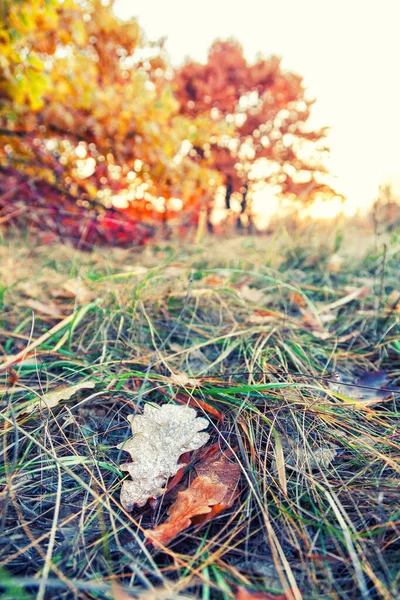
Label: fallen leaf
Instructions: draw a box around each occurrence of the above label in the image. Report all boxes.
[17,282,44,298]
[329,371,398,406]
[174,392,224,422]
[239,285,266,304]
[288,291,306,307]
[146,475,227,546]
[6,368,18,387]
[194,450,241,510]
[169,372,200,388]
[118,404,209,509]
[146,451,241,546]
[164,451,192,495]
[51,278,94,304]
[21,380,96,414]
[25,299,63,317]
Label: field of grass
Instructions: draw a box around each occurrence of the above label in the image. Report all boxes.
[0,224,399,600]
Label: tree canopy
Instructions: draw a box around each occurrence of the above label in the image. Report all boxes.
[0,0,338,244]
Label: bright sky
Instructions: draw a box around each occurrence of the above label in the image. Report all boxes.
[114,0,400,213]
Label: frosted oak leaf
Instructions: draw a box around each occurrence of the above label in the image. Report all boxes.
[118,404,209,509]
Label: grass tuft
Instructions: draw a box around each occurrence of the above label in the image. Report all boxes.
[0,227,399,599]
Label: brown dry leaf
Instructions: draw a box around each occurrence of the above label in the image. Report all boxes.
[169,372,200,388]
[51,278,94,304]
[5,367,19,387]
[239,284,266,304]
[118,404,209,509]
[195,450,241,505]
[146,475,227,546]
[25,299,63,317]
[21,380,96,414]
[17,282,44,298]
[146,451,241,547]
[329,371,398,406]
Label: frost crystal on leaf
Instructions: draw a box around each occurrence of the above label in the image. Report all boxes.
[118,404,209,509]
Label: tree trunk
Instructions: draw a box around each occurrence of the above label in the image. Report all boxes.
[236,181,249,230]
[225,175,233,210]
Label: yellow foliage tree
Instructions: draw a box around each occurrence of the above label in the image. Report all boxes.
[0,0,222,234]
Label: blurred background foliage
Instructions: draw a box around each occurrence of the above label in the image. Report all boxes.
[0,0,387,245]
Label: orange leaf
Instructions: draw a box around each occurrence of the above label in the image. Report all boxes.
[146,475,227,546]
[288,291,306,307]
[146,451,241,547]
[6,368,19,387]
[175,392,224,423]
[204,274,225,286]
[164,451,191,494]
[195,449,241,504]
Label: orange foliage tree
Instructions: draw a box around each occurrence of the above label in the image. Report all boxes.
[1,5,337,243]
[174,40,337,227]
[0,0,222,242]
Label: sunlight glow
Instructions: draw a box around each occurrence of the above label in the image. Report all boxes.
[114,0,400,218]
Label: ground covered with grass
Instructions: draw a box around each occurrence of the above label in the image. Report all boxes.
[0,226,399,600]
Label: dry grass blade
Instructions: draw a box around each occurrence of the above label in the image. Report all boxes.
[0,312,75,371]
[1,232,399,600]
[20,380,96,414]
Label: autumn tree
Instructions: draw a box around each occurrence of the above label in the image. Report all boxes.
[174,40,337,227]
[0,0,221,242]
